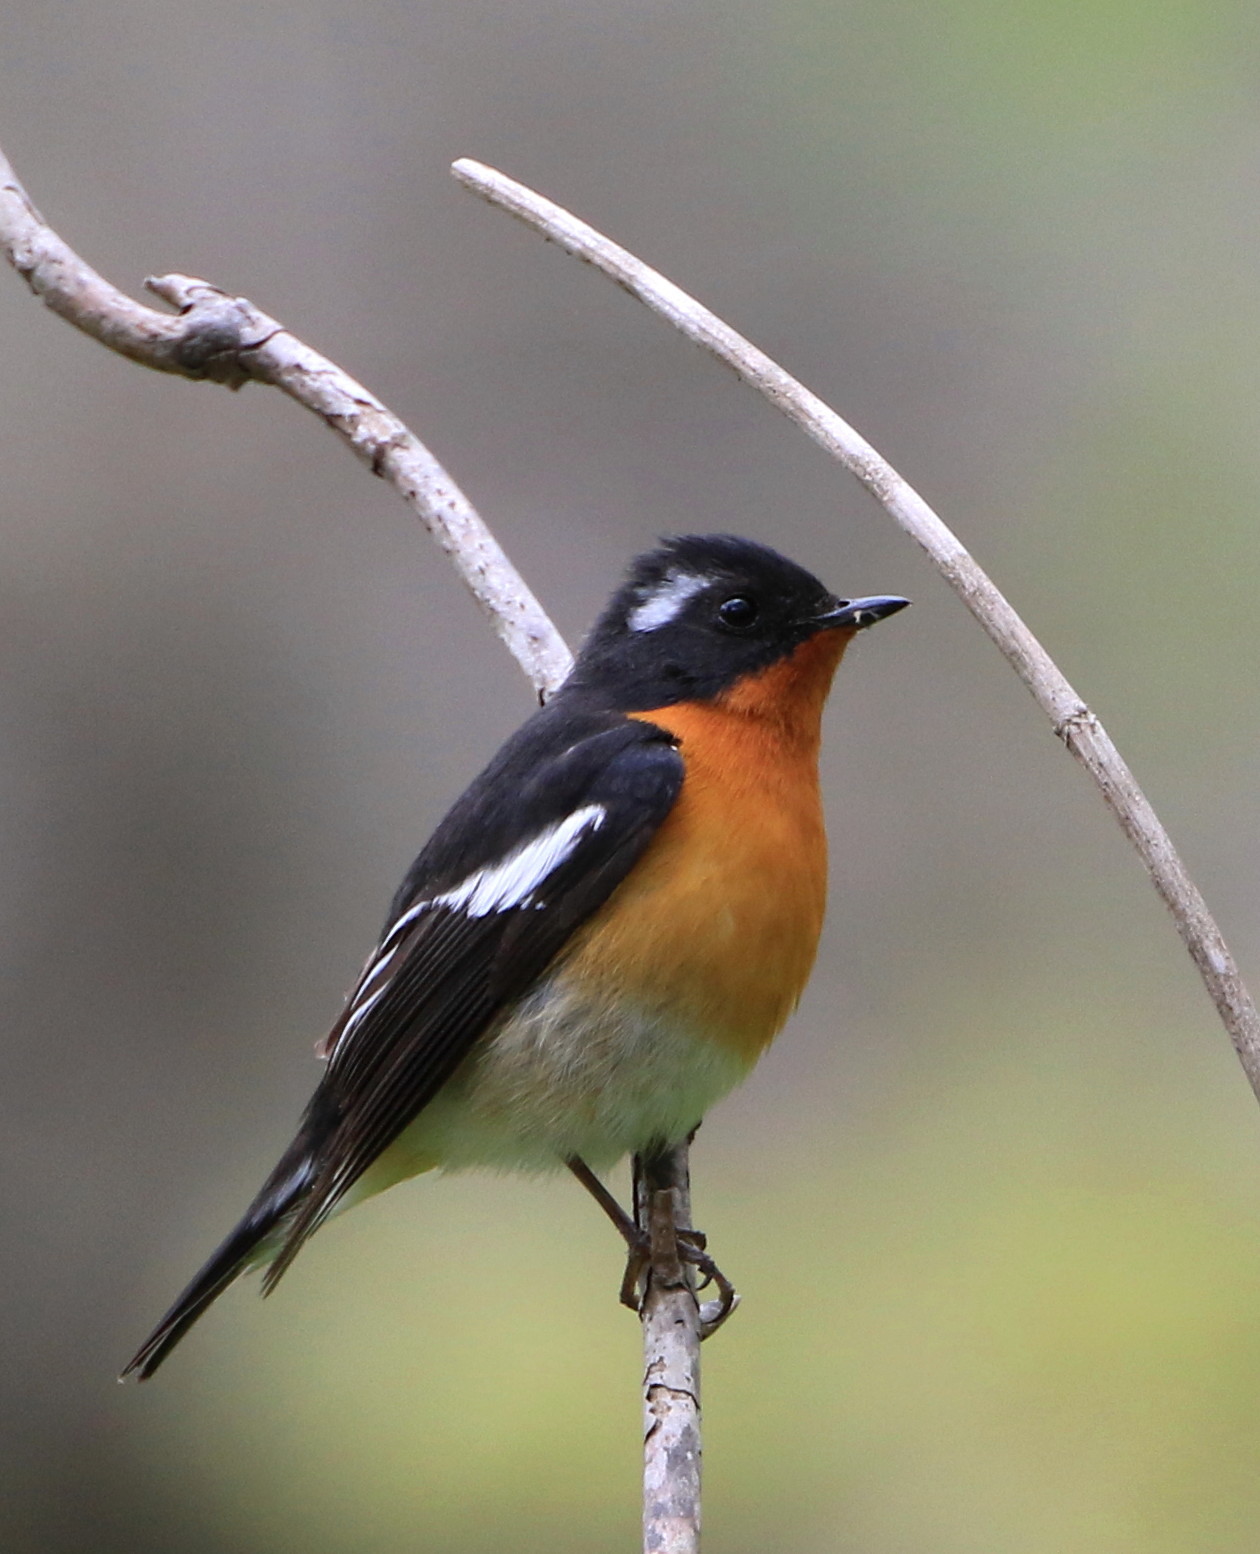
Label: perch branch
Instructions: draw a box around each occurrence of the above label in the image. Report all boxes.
[637,1149,703,1554]
[0,144,571,698]
[0,138,701,1553]
[452,157,1260,1107]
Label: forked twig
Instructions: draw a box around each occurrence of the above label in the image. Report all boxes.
[452,156,1260,1109]
[0,147,571,698]
[0,138,702,1554]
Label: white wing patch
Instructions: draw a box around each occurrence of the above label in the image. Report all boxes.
[434,803,607,917]
[378,897,429,952]
[338,983,388,1041]
[627,569,708,632]
[320,803,608,1064]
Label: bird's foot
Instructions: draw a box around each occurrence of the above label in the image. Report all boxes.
[567,1154,738,1338]
[617,1223,739,1338]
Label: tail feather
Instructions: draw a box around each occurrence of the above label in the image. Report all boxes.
[121,1148,316,1382]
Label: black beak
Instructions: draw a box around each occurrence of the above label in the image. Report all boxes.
[812,594,910,630]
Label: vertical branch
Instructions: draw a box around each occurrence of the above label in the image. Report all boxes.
[637,1144,703,1554]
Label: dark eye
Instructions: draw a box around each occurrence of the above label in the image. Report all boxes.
[717,595,760,631]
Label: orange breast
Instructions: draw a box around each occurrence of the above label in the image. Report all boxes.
[560,630,851,1065]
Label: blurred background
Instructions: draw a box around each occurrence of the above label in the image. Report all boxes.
[2,3,1260,1550]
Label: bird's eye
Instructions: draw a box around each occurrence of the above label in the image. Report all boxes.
[716,595,760,632]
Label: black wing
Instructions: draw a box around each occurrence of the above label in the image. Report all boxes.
[124,709,681,1377]
[274,714,683,1274]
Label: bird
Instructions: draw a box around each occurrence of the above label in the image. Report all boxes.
[122,534,907,1378]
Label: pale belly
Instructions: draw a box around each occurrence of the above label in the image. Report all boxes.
[344,969,751,1202]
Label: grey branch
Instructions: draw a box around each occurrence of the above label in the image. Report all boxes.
[452,156,1260,1108]
[0,147,571,699]
[637,1150,703,1554]
[1,139,702,1553]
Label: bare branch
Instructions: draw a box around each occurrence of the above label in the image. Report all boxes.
[637,1150,703,1554]
[0,146,571,697]
[1,139,699,1551]
[452,156,1260,1107]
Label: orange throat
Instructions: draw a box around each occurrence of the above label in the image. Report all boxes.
[709,627,852,749]
[564,629,852,1065]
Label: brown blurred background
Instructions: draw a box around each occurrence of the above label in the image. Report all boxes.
[3,4,1260,1551]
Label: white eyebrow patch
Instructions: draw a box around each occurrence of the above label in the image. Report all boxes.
[627,569,708,632]
[433,803,607,918]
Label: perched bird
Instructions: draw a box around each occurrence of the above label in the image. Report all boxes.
[123,534,907,1378]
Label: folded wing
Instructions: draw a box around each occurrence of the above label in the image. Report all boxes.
[123,713,681,1377]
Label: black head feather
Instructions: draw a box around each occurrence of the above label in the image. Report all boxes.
[564,534,846,710]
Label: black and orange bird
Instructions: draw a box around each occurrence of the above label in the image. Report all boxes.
[123,534,907,1378]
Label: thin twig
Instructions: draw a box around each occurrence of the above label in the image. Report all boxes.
[0,138,699,1551]
[0,147,571,698]
[637,1150,703,1554]
[452,157,1260,1107]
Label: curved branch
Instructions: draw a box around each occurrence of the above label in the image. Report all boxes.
[1,140,699,1554]
[451,156,1260,1105]
[0,149,571,697]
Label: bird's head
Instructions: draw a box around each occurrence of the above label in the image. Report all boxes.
[565,534,908,714]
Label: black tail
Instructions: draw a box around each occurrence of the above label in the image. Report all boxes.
[121,1142,316,1381]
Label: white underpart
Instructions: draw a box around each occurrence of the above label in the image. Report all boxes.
[627,569,708,632]
[342,975,752,1190]
[433,803,606,917]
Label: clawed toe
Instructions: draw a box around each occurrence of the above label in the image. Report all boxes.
[618,1229,651,1311]
[675,1235,739,1336]
[616,1220,738,1337]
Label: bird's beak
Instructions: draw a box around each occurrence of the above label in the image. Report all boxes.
[810,594,910,630]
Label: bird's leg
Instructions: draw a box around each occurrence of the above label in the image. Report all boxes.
[566,1149,739,1337]
[566,1156,649,1309]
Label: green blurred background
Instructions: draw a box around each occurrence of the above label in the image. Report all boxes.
[3,2,1260,1550]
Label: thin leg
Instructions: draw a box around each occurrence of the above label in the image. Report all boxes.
[566,1156,641,1244]
[567,1156,650,1309]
